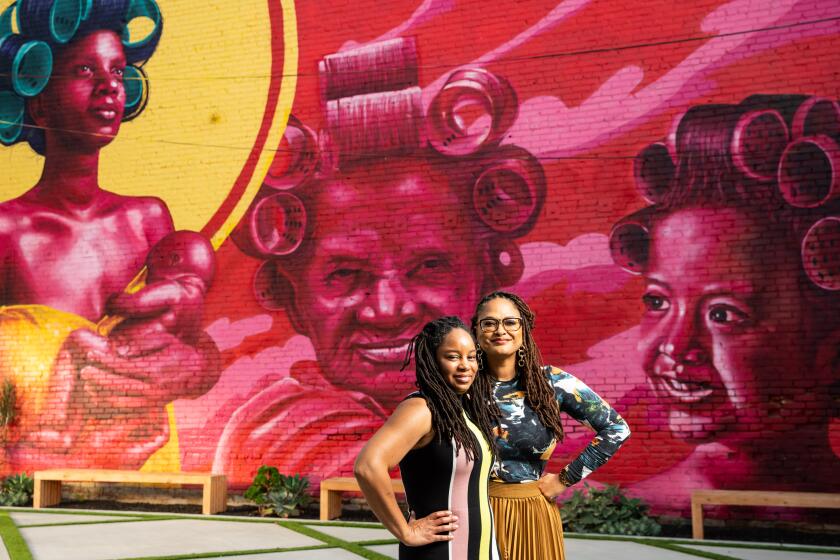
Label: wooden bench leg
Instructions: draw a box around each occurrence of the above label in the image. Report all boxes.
[203,476,228,515]
[34,480,62,509]
[213,476,227,514]
[691,499,704,540]
[320,487,343,521]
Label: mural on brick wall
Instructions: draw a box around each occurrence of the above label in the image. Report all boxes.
[2,0,839,519]
[0,0,288,471]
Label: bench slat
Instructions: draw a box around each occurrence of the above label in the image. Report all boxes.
[33,469,227,515]
[35,469,220,485]
[691,490,840,540]
[321,477,404,492]
[319,476,404,520]
[693,490,840,508]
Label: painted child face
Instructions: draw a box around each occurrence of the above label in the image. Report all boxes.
[638,206,827,444]
[32,30,127,151]
[285,160,487,406]
[435,328,479,395]
[474,296,524,361]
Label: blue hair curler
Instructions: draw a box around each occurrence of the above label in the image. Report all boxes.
[0,89,24,144]
[17,0,84,44]
[121,62,147,120]
[0,33,52,96]
[80,0,91,20]
[121,0,160,64]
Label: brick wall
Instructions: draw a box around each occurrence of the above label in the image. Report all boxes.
[1,0,839,522]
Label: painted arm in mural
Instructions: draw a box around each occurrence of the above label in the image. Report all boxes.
[0,196,220,470]
[538,367,631,498]
[87,229,221,396]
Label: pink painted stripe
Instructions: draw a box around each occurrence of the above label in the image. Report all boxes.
[450,441,474,560]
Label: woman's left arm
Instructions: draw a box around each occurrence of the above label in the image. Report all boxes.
[538,367,630,498]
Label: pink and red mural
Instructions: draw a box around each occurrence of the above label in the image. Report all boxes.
[1,0,839,520]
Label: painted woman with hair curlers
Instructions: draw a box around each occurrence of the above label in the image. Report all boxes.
[355,316,500,560]
[0,0,220,471]
[611,95,840,511]
[210,38,548,484]
[472,291,630,560]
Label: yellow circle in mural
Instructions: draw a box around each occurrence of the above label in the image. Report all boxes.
[0,0,292,235]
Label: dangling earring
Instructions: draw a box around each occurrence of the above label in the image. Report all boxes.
[476,349,484,370]
[517,347,526,368]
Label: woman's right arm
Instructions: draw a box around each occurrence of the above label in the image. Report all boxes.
[354,398,459,547]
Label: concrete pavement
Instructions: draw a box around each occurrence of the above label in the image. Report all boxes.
[1,508,839,560]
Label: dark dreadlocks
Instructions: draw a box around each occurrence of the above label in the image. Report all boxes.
[402,316,500,460]
[471,291,565,441]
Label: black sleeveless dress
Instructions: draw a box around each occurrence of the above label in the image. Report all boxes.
[398,393,499,560]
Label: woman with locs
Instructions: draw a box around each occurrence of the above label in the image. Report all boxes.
[473,291,631,560]
[355,316,500,559]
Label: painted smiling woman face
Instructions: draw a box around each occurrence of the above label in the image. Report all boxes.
[637,206,832,445]
[284,158,488,408]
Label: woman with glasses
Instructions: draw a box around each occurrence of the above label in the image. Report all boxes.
[471,291,630,560]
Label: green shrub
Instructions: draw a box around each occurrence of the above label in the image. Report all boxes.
[0,379,16,441]
[244,466,312,518]
[266,474,312,518]
[560,483,661,536]
[0,473,34,507]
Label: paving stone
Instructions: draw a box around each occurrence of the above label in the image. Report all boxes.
[10,512,140,526]
[365,543,399,558]
[204,548,365,559]
[21,518,321,560]
[306,524,393,542]
[564,538,704,560]
[684,544,840,560]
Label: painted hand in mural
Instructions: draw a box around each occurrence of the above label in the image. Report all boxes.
[0,222,221,469]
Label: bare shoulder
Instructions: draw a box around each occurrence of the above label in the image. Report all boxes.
[390,396,433,424]
[108,194,171,219]
[105,193,174,242]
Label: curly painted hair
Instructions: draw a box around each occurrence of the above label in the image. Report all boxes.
[1,0,163,153]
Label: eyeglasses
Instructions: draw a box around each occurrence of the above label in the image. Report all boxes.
[478,317,523,333]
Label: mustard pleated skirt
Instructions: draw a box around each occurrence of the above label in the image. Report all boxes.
[489,480,565,560]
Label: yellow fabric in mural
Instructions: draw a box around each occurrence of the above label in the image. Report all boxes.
[0,305,94,418]
[141,403,181,472]
[0,304,179,466]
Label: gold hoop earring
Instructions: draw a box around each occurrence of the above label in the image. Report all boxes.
[517,347,526,368]
[476,349,484,370]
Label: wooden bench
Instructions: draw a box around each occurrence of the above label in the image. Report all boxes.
[34,469,228,515]
[320,477,404,520]
[691,489,840,539]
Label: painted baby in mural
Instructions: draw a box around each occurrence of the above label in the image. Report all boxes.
[0,0,220,470]
[211,38,548,485]
[610,96,840,510]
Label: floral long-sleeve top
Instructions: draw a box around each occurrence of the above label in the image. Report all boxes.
[491,366,630,485]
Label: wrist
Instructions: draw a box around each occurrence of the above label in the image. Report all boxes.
[558,468,572,488]
[395,517,412,543]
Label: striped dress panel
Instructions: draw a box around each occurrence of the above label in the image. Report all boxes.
[399,401,499,559]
